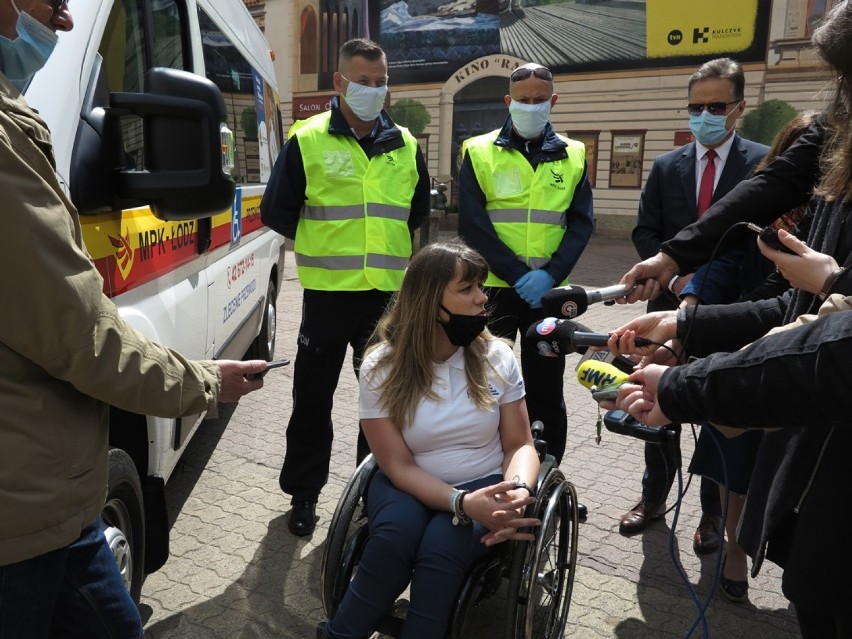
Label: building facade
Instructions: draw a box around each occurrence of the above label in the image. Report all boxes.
[260,0,836,238]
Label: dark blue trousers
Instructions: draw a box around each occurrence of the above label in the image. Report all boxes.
[326,472,501,639]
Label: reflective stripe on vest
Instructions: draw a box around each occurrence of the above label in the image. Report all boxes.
[293,111,419,291]
[302,203,410,222]
[466,130,586,287]
[294,253,410,271]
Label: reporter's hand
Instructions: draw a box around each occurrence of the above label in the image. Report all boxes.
[464,480,540,546]
[619,253,679,304]
[514,270,554,308]
[758,229,838,294]
[639,338,683,368]
[604,311,678,357]
[613,365,673,426]
[217,359,266,403]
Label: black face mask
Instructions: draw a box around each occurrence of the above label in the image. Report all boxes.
[437,305,488,348]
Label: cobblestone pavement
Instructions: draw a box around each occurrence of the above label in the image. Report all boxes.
[141,236,799,639]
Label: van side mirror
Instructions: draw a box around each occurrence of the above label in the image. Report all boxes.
[111,67,235,220]
[71,65,235,220]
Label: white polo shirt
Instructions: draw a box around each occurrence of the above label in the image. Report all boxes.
[359,339,526,486]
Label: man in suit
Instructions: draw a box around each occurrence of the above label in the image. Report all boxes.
[624,58,769,552]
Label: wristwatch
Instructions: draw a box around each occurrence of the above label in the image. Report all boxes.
[818,267,846,301]
[513,482,534,497]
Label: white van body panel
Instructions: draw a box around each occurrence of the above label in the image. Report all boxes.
[24,0,284,486]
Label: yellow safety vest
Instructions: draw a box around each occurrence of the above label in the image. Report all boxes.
[466,131,586,287]
[293,111,418,291]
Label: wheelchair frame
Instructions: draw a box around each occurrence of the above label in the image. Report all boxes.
[319,451,579,639]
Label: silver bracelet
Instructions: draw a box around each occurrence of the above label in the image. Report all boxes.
[667,274,680,294]
[451,489,471,526]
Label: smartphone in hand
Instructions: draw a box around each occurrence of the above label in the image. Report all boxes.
[591,383,624,403]
[250,359,290,379]
[748,223,797,255]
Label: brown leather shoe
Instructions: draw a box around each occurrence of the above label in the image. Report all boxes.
[619,500,665,535]
[693,514,723,554]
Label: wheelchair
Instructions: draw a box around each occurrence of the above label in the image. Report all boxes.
[319,424,579,638]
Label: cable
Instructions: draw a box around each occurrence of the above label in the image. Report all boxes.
[681,221,755,349]
[680,422,730,638]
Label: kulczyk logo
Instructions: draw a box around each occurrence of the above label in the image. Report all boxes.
[693,27,710,44]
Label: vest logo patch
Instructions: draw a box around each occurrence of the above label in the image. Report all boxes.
[323,149,355,177]
[549,168,566,191]
[385,153,397,166]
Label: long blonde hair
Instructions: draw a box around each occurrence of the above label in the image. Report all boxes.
[365,240,497,430]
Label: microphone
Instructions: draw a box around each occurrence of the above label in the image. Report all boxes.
[576,360,631,390]
[541,284,633,319]
[524,318,651,358]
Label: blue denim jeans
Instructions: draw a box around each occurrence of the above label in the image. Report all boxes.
[326,471,501,639]
[0,518,142,638]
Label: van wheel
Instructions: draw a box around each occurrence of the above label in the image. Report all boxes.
[103,448,145,603]
[247,279,277,361]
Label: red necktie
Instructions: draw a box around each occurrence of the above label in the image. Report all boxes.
[697,149,717,217]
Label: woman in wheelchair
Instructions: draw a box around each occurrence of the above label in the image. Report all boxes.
[320,240,542,639]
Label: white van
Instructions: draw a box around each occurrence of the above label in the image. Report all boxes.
[24,0,284,601]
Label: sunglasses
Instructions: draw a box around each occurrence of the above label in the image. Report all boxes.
[510,67,553,83]
[686,100,740,116]
[49,0,68,12]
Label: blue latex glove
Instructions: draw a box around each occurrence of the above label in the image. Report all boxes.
[514,269,554,308]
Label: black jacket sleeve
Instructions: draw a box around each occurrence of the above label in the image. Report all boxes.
[659,309,852,428]
[260,136,306,240]
[632,157,665,260]
[676,292,791,357]
[408,147,432,232]
[661,118,826,272]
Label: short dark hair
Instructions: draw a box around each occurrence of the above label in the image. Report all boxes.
[687,58,745,100]
[339,38,385,65]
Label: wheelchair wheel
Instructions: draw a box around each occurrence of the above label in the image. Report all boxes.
[446,551,508,638]
[320,455,378,620]
[504,465,579,639]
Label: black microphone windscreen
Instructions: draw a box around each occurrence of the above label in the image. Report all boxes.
[541,286,589,319]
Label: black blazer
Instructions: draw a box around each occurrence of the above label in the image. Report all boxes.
[661,117,826,272]
[632,134,769,310]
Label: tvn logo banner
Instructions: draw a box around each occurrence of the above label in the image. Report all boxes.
[647,0,760,58]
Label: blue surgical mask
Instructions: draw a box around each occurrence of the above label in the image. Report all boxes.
[509,99,551,140]
[689,110,733,147]
[341,76,387,122]
[0,0,59,85]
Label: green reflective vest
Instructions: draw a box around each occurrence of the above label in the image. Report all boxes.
[466,131,586,287]
[293,112,418,291]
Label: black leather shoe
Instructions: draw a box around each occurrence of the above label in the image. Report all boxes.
[619,500,665,535]
[693,514,723,555]
[578,503,588,520]
[288,500,317,536]
[316,621,327,638]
